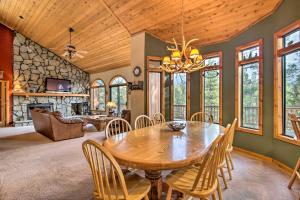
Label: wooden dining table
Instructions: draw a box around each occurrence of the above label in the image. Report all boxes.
[103,121,225,200]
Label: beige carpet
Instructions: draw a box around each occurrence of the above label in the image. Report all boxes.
[0,126,299,200]
[0,125,103,200]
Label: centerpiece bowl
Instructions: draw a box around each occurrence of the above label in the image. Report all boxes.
[167,122,186,131]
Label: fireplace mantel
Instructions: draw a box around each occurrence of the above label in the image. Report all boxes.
[13,92,90,98]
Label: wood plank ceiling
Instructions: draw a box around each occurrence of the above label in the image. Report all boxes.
[0,0,282,73]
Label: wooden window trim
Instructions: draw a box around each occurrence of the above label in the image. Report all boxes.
[235,39,263,135]
[146,56,165,116]
[200,51,223,125]
[90,79,106,112]
[274,19,300,146]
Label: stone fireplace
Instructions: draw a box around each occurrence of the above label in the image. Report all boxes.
[12,32,90,126]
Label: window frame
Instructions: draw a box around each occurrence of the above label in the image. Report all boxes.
[235,39,263,135]
[200,51,223,125]
[146,56,165,117]
[90,79,106,112]
[109,75,128,114]
[274,19,300,146]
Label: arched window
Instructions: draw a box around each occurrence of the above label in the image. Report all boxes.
[109,76,127,114]
[90,79,106,111]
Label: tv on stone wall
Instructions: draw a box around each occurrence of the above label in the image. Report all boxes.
[45,78,71,93]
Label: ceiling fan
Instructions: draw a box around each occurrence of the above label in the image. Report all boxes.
[61,27,88,60]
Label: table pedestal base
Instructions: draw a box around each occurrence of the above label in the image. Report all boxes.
[145,170,162,200]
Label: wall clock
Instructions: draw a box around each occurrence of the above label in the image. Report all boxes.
[133,66,142,77]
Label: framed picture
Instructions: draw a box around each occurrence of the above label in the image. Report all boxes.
[0,71,3,79]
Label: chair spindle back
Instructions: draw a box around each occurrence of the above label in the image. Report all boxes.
[82,140,129,200]
[134,115,153,129]
[105,118,132,139]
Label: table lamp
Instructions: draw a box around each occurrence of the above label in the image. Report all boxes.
[107,101,117,116]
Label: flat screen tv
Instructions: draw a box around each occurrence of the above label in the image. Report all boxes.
[45,78,71,93]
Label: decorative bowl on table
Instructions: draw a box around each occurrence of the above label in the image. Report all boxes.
[167,122,186,131]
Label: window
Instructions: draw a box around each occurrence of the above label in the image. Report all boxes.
[235,39,263,135]
[201,52,222,124]
[90,80,106,111]
[109,76,127,114]
[147,57,165,117]
[173,73,187,120]
[274,19,300,145]
[146,56,190,121]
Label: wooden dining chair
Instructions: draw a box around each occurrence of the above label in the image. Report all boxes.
[225,118,238,180]
[190,112,212,123]
[152,112,166,124]
[217,124,232,189]
[165,134,225,200]
[288,114,300,194]
[82,140,151,200]
[105,118,132,139]
[134,115,153,129]
[289,113,300,139]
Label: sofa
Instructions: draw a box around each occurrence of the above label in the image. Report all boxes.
[121,109,131,124]
[31,108,84,141]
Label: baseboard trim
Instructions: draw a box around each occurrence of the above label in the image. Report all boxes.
[233,146,293,174]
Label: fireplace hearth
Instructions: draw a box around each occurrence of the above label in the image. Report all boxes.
[71,102,89,115]
[27,103,54,120]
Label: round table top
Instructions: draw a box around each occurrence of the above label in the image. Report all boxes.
[103,121,225,170]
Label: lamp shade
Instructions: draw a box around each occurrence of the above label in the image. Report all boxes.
[162,56,171,65]
[106,101,117,109]
[190,48,199,59]
[13,81,24,92]
[171,50,181,61]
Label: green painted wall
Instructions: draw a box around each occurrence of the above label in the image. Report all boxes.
[190,0,300,168]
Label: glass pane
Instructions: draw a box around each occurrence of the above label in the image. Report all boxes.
[173,73,187,120]
[240,62,259,129]
[284,29,300,48]
[205,57,220,67]
[111,76,126,85]
[92,79,104,87]
[98,87,105,111]
[241,46,259,61]
[148,72,161,117]
[111,87,119,113]
[283,50,300,137]
[91,87,105,111]
[204,70,220,123]
[119,86,127,113]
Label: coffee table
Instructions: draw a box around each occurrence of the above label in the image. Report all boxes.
[82,115,115,131]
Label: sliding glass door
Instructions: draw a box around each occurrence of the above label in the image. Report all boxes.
[173,73,187,120]
[148,72,161,117]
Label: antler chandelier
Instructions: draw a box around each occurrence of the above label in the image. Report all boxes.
[161,0,205,73]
